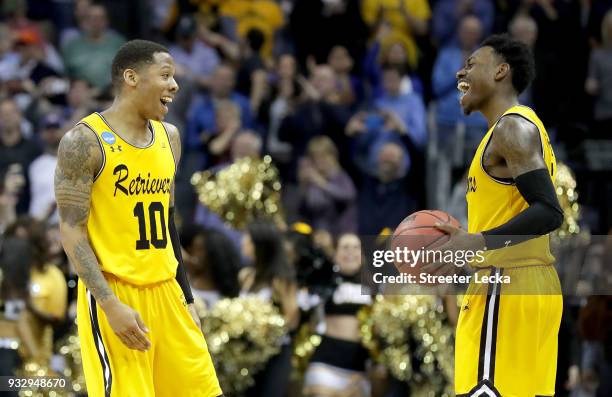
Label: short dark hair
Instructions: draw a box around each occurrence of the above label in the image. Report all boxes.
[111,39,169,89]
[480,34,535,94]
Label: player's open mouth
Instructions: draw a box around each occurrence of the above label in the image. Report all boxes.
[458,80,471,105]
[458,81,470,95]
[160,96,173,112]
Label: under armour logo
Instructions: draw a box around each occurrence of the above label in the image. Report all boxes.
[504,240,511,247]
[109,145,122,152]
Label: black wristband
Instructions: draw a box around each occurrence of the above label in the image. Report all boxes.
[482,168,563,250]
[169,207,194,304]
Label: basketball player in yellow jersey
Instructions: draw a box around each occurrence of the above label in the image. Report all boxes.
[54,40,223,397]
[421,34,564,396]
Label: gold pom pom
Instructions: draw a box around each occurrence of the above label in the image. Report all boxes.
[553,162,581,240]
[200,296,287,394]
[359,296,454,393]
[192,156,284,230]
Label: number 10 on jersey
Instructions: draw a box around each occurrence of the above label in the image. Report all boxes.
[133,202,168,249]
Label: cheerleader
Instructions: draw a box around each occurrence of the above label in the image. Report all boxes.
[303,233,372,397]
[240,220,299,397]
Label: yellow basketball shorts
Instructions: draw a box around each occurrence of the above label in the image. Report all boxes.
[77,276,223,397]
[455,265,563,397]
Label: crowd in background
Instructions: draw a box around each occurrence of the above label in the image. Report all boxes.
[0,0,611,396]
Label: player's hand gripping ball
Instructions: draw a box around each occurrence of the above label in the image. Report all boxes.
[391,210,461,281]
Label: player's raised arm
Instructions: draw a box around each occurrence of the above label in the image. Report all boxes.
[55,125,151,351]
[479,115,563,248]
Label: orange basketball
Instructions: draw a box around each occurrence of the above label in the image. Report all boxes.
[391,210,461,275]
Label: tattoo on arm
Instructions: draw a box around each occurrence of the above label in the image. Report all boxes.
[55,125,114,303]
[492,115,547,178]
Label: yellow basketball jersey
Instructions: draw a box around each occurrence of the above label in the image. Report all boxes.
[79,113,177,285]
[466,105,557,268]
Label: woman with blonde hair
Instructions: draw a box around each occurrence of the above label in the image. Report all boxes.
[297,136,357,235]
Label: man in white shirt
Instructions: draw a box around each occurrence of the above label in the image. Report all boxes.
[29,113,65,222]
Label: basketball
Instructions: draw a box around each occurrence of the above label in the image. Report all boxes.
[391,210,461,274]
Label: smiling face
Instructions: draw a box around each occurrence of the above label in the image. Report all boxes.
[128,52,179,121]
[456,46,506,115]
[334,234,362,275]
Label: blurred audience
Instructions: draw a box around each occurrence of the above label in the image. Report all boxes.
[361,0,431,70]
[5,217,67,367]
[186,63,254,169]
[28,112,64,223]
[0,98,40,213]
[219,0,285,60]
[431,14,487,209]
[432,0,494,46]
[0,237,34,388]
[375,64,427,148]
[61,4,125,89]
[586,9,612,138]
[278,65,352,179]
[297,136,357,235]
[169,15,220,89]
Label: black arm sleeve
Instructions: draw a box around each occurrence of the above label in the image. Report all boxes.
[482,168,564,250]
[169,207,194,304]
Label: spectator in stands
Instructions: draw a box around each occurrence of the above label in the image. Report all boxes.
[29,113,64,223]
[62,79,97,125]
[59,0,93,48]
[432,15,487,146]
[578,295,612,397]
[432,0,494,46]
[230,130,262,162]
[290,0,369,69]
[375,64,427,149]
[186,64,254,168]
[219,0,285,60]
[0,98,40,213]
[267,54,301,164]
[586,9,612,137]
[13,29,60,85]
[0,237,35,389]
[0,23,19,85]
[297,136,357,235]
[0,166,21,234]
[193,131,262,246]
[236,29,267,97]
[509,14,538,107]
[364,35,425,102]
[169,15,220,90]
[361,0,431,70]
[327,45,360,106]
[431,15,487,209]
[61,4,125,89]
[5,217,67,368]
[356,139,415,234]
[278,65,352,180]
[346,109,410,173]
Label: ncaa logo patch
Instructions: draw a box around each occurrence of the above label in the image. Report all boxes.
[101,131,116,145]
